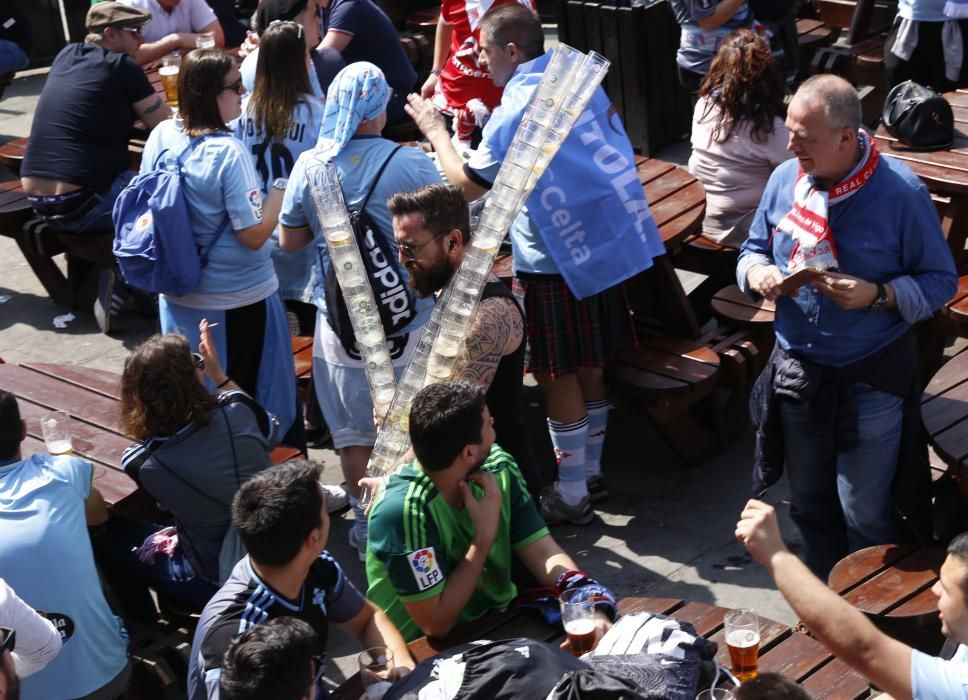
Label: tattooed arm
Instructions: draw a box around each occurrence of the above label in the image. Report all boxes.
[457,294,524,389]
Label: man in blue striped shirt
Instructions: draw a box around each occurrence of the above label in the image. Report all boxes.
[187,461,412,700]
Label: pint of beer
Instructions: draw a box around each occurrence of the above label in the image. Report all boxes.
[724,609,760,682]
[41,410,73,455]
[160,54,180,106]
[559,588,598,657]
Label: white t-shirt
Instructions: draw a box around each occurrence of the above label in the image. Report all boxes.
[912,643,968,698]
[688,96,792,246]
[120,0,217,43]
[0,577,62,678]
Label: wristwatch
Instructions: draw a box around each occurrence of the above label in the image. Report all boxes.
[869,282,889,311]
[271,177,288,191]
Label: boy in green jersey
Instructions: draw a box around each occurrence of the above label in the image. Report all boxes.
[366,381,616,642]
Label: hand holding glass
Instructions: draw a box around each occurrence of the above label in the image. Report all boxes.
[42,411,73,455]
[560,588,598,657]
[724,609,760,682]
[358,647,394,699]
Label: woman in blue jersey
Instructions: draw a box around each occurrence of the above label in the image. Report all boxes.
[140,48,301,447]
[235,20,324,335]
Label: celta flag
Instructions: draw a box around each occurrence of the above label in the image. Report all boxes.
[483,51,665,299]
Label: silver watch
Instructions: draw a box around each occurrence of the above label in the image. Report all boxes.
[271,177,288,191]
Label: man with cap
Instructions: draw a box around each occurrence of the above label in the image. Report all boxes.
[118,0,226,65]
[21,2,170,334]
[280,62,441,561]
[240,0,344,101]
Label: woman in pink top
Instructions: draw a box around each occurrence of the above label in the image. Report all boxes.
[688,29,792,247]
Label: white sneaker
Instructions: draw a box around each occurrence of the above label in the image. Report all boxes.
[321,482,349,515]
[347,523,367,562]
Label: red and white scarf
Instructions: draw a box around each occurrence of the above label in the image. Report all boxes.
[777,130,879,271]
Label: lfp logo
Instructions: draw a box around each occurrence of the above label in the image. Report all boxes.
[409,547,443,591]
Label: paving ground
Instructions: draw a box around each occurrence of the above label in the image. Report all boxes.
[0,60,805,692]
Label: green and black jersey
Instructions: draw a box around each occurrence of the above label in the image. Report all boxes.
[365,444,549,641]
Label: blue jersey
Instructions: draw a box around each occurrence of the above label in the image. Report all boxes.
[0,454,128,699]
[280,136,441,327]
[141,118,276,297]
[235,95,325,303]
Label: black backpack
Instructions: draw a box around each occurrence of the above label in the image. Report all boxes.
[322,146,418,356]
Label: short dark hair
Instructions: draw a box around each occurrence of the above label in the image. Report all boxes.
[479,4,544,62]
[179,48,236,136]
[408,381,487,472]
[0,391,22,461]
[232,460,323,566]
[254,0,310,35]
[948,532,968,601]
[219,617,319,700]
[735,673,814,700]
[388,183,471,245]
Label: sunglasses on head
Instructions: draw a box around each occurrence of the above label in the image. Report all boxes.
[268,19,305,40]
[1,627,15,655]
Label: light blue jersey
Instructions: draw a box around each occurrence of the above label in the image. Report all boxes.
[236,95,325,303]
[280,136,441,327]
[912,644,968,698]
[898,0,948,21]
[0,454,128,699]
[141,118,275,297]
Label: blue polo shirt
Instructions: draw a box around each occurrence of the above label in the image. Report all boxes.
[0,454,128,699]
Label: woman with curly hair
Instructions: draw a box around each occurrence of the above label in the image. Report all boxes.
[92,321,277,621]
[688,29,792,247]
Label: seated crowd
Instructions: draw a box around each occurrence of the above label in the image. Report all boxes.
[1,0,968,698]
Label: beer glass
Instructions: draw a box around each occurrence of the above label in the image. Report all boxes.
[559,588,597,657]
[695,689,736,700]
[195,32,216,49]
[160,53,180,106]
[41,411,73,455]
[358,647,394,699]
[724,609,760,682]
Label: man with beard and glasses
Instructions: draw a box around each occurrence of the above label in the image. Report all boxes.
[387,183,540,498]
[365,381,617,642]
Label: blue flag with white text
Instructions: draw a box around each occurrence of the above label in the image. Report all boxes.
[483,51,665,299]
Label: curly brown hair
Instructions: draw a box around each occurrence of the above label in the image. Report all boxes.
[119,334,217,441]
[697,29,786,144]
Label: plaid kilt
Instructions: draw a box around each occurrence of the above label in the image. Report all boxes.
[512,273,636,378]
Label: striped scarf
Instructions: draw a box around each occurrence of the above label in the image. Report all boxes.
[776,130,879,271]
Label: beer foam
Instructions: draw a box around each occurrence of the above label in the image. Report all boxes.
[564,618,596,635]
[726,629,760,648]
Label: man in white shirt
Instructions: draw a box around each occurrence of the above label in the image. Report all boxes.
[120,0,225,64]
[737,499,968,699]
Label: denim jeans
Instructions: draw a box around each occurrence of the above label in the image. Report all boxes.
[29,171,134,236]
[0,39,28,75]
[779,383,903,579]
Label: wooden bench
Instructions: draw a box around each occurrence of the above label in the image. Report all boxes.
[939,275,968,338]
[710,284,776,353]
[796,17,837,84]
[828,543,946,654]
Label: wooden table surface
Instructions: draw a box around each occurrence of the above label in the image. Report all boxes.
[0,361,301,515]
[922,343,968,470]
[330,596,872,700]
[874,91,968,270]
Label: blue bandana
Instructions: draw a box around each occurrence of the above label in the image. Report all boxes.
[316,61,391,159]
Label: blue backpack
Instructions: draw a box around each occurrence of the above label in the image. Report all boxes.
[112,135,230,295]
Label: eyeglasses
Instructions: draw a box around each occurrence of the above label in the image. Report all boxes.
[192,352,205,370]
[267,19,305,40]
[221,79,245,95]
[118,26,143,38]
[308,654,325,692]
[0,627,15,655]
[392,230,450,261]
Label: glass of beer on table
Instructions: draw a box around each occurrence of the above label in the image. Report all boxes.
[160,53,180,106]
[358,647,394,699]
[195,32,216,49]
[559,588,598,657]
[724,609,760,682]
[41,410,73,455]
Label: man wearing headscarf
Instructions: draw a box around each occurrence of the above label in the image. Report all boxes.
[280,62,441,560]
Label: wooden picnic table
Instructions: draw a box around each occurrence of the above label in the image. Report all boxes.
[330,596,874,699]
[874,91,968,272]
[0,360,302,517]
[922,343,968,471]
